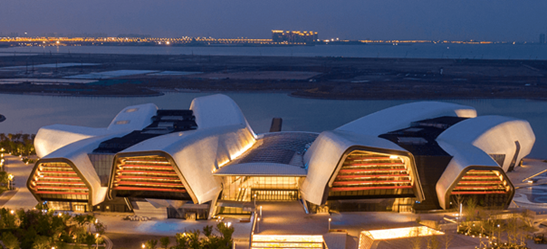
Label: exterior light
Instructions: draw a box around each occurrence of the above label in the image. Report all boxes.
[10,210,14,215]
[142,243,145,249]
[328,218,332,231]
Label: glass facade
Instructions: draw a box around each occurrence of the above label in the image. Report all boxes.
[29,161,89,202]
[111,154,192,200]
[329,150,415,199]
[449,169,512,208]
[222,176,301,202]
[88,153,115,186]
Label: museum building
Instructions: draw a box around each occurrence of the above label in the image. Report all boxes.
[27,94,535,219]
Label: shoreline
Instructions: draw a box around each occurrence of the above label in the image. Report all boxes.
[1,89,547,103]
[0,53,546,100]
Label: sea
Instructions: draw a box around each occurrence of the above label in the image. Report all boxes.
[0,93,546,160]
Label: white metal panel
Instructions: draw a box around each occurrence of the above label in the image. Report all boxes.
[190,94,254,133]
[35,103,158,158]
[39,133,125,206]
[435,140,503,209]
[437,115,535,171]
[120,124,256,204]
[107,103,157,132]
[34,125,107,158]
[335,101,476,136]
[301,130,412,206]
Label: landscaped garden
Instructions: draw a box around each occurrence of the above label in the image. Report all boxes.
[0,204,107,249]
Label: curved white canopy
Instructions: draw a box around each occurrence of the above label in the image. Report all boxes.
[336,101,477,136]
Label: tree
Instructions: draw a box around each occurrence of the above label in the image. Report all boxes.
[426,235,440,249]
[145,239,158,249]
[160,237,170,249]
[84,233,95,249]
[32,235,51,249]
[441,228,454,249]
[409,227,422,249]
[1,232,20,249]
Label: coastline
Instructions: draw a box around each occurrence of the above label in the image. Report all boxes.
[0,53,546,100]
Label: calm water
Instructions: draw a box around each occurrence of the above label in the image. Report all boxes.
[0,93,546,159]
[1,43,547,60]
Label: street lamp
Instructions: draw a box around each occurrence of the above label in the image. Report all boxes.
[95,233,99,249]
[8,174,13,190]
[142,243,145,249]
[260,206,262,218]
[328,218,332,231]
[257,217,260,233]
[253,193,257,207]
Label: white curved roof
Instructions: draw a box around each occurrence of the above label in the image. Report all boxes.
[117,94,257,204]
[120,124,256,204]
[107,103,157,132]
[301,130,420,205]
[336,101,477,136]
[37,133,127,206]
[435,140,504,209]
[437,115,535,172]
[35,125,107,158]
[34,103,157,158]
[191,94,254,133]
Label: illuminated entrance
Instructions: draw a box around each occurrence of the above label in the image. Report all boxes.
[221,176,302,202]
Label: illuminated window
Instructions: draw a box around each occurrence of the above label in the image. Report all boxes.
[449,169,511,208]
[329,150,415,198]
[125,108,138,113]
[359,226,444,249]
[29,162,89,201]
[115,120,130,125]
[111,154,191,200]
[252,235,323,249]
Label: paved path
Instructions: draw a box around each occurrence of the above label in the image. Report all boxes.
[0,190,18,206]
[0,155,37,210]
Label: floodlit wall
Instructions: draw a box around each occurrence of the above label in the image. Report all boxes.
[116,124,255,204]
[110,154,190,200]
[435,141,514,209]
[329,150,415,199]
[302,130,424,206]
[29,161,90,203]
[29,133,124,206]
[110,94,257,204]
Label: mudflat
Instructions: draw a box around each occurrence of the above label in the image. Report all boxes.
[0,53,546,99]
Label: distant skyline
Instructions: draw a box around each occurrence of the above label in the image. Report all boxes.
[1,0,547,42]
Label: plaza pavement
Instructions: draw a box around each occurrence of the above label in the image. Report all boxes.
[1,155,37,210]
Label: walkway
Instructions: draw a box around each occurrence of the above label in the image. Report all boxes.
[0,155,37,210]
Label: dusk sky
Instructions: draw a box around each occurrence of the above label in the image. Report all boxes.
[1,0,546,41]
